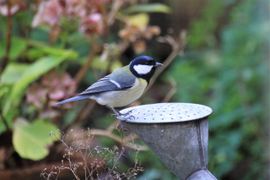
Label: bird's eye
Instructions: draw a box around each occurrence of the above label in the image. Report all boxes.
[145,61,153,65]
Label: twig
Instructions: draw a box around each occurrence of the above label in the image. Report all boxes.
[107,121,120,132]
[0,3,13,74]
[74,41,99,84]
[162,78,177,102]
[146,30,186,92]
[122,133,139,143]
[88,129,148,151]
[0,109,10,131]
[72,101,96,127]
[108,0,124,25]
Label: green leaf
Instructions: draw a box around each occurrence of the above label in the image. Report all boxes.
[1,53,76,133]
[124,3,171,14]
[28,40,78,58]
[13,119,60,160]
[0,38,27,60]
[0,63,29,84]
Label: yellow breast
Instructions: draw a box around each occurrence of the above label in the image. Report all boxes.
[93,78,147,108]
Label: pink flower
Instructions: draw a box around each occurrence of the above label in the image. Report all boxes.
[0,4,19,16]
[79,12,104,35]
[32,0,64,27]
[64,0,86,17]
[32,0,112,36]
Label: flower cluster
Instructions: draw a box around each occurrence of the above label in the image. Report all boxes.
[32,0,111,35]
[27,71,76,109]
[0,0,26,16]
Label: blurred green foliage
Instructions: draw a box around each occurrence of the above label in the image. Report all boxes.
[1,51,77,132]
[0,0,268,179]
[164,0,269,179]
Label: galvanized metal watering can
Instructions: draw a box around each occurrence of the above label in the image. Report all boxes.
[119,103,217,180]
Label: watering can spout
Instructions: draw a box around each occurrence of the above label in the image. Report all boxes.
[119,103,217,180]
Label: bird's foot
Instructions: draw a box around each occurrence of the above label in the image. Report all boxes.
[114,110,135,121]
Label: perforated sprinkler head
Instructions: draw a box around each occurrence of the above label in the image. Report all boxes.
[119,103,217,180]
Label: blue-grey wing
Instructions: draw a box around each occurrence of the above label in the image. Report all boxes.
[79,67,136,96]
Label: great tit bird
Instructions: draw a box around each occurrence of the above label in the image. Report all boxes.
[56,55,163,120]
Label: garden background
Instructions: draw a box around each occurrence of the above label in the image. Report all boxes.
[0,0,269,179]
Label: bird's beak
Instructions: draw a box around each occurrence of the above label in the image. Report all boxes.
[155,62,163,67]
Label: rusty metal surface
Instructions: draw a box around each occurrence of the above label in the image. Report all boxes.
[119,103,212,123]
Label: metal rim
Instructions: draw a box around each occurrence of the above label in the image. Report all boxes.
[119,102,213,124]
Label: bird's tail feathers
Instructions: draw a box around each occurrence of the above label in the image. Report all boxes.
[54,95,88,106]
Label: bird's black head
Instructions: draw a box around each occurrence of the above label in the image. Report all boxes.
[129,55,163,82]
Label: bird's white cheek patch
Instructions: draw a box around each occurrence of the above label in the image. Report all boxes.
[133,64,153,75]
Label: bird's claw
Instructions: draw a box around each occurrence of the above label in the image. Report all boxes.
[114,110,135,121]
[116,114,135,121]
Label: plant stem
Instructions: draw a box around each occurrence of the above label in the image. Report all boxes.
[88,129,148,151]
[0,4,13,74]
[0,110,10,131]
[74,41,99,84]
[146,30,187,92]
